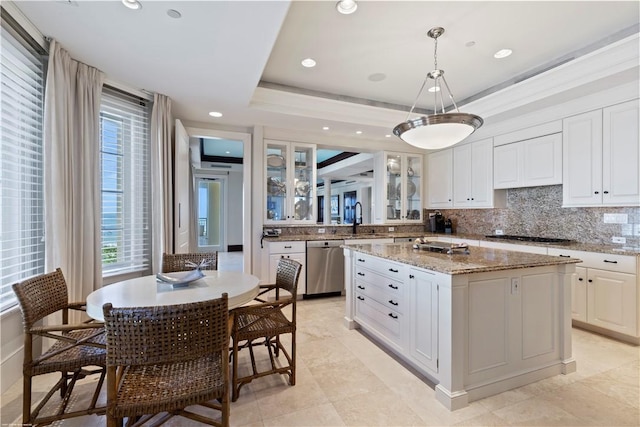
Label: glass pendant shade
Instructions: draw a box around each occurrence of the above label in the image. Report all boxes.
[394,27,482,150]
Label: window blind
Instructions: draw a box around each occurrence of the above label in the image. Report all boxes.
[0,13,46,312]
[100,86,151,275]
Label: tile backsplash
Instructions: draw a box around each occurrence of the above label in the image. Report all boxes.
[434,185,639,247]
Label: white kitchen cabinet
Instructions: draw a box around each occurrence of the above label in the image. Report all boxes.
[427,148,453,208]
[375,152,423,223]
[264,140,317,224]
[493,133,562,189]
[408,268,438,374]
[572,266,588,322]
[548,247,638,339]
[453,138,495,208]
[562,99,639,207]
[268,241,306,295]
[353,254,407,351]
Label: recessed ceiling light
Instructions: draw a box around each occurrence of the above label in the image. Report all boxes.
[225,151,230,154]
[494,48,513,59]
[368,73,386,82]
[208,111,223,118]
[428,86,441,93]
[122,0,141,10]
[355,130,363,135]
[385,134,392,138]
[322,126,329,130]
[336,0,358,15]
[301,58,316,68]
[167,9,181,19]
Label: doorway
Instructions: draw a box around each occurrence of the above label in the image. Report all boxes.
[196,176,226,252]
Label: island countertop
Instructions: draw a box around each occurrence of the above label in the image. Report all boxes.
[343,242,581,275]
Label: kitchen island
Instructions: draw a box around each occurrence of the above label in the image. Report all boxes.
[343,242,581,410]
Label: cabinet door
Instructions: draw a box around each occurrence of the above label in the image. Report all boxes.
[522,133,562,187]
[404,154,423,222]
[453,143,472,207]
[572,266,587,322]
[563,110,603,206]
[602,100,640,206]
[494,143,521,189]
[587,268,637,336]
[265,142,290,223]
[409,269,438,373]
[385,153,403,222]
[269,253,306,295]
[427,149,453,208]
[470,138,494,206]
[292,143,316,223]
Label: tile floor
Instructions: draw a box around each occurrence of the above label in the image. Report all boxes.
[2,296,639,426]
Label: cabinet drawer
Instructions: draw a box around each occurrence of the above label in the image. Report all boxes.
[355,292,402,342]
[355,266,404,295]
[269,241,305,254]
[548,248,636,274]
[354,253,406,279]
[355,278,403,312]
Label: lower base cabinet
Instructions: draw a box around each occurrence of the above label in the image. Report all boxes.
[587,268,637,336]
[408,268,439,374]
[267,241,306,296]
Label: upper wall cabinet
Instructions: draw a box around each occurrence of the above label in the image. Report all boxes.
[562,99,639,207]
[493,133,562,189]
[427,138,505,209]
[264,140,317,224]
[374,152,423,223]
[426,149,453,208]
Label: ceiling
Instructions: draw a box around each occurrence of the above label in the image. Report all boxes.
[11,0,640,149]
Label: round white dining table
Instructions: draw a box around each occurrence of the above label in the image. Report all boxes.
[86,270,260,321]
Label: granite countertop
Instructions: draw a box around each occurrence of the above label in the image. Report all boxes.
[263,231,640,256]
[344,242,582,275]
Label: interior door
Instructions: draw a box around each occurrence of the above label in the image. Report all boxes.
[196,176,226,252]
[174,119,190,253]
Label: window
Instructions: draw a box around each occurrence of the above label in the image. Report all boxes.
[0,12,47,312]
[100,87,151,275]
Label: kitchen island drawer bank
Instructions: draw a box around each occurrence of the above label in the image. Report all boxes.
[343,243,580,411]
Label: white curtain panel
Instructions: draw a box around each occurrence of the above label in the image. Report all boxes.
[151,93,173,274]
[44,40,104,310]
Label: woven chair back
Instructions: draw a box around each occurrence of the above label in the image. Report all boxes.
[162,252,218,272]
[275,258,302,297]
[12,268,69,329]
[102,295,229,366]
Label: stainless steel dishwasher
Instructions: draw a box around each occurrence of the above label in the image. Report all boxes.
[305,240,345,297]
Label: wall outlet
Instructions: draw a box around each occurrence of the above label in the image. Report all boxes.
[495,229,504,235]
[388,227,395,232]
[612,236,626,244]
[604,213,628,224]
[318,228,325,234]
[511,278,520,295]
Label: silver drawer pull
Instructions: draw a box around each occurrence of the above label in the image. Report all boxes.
[603,260,618,264]
[357,296,365,301]
[388,300,398,306]
[389,268,399,273]
[357,272,365,277]
[357,285,365,290]
[388,284,398,290]
[388,313,398,319]
[357,258,365,262]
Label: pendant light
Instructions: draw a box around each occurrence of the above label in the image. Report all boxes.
[393,27,483,150]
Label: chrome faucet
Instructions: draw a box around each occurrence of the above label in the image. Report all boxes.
[352,201,362,234]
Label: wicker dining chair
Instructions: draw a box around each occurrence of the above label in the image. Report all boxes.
[12,268,106,426]
[162,252,218,273]
[230,258,302,402]
[102,295,230,427]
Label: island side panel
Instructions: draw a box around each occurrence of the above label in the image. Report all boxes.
[343,247,357,329]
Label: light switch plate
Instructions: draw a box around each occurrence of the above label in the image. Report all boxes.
[318,228,325,234]
[388,227,394,231]
[495,229,504,235]
[612,236,626,244]
[604,213,628,224]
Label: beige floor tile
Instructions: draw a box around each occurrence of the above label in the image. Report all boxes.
[298,337,358,369]
[579,360,640,409]
[452,412,511,426]
[332,390,425,426]
[493,397,583,426]
[538,381,640,426]
[308,358,390,402]
[254,378,329,420]
[262,402,345,427]
[475,387,535,412]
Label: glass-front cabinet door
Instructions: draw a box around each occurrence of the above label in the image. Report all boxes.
[383,152,422,223]
[265,140,316,224]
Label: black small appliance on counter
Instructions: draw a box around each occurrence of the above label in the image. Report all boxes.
[429,211,447,233]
